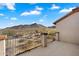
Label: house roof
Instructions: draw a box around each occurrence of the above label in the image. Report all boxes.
[53,7,79,24]
[0,35,7,41]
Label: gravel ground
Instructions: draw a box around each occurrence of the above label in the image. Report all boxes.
[18,41,79,56]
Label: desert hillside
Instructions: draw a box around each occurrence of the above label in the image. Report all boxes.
[0,23,56,36]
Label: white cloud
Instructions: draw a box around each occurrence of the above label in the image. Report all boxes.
[35,6,43,11]
[0,13,4,16]
[21,12,30,16]
[0,3,15,10]
[39,19,44,22]
[30,10,41,15]
[21,6,43,16]
[21,10,41,16]
[32,21,36,23]
[6,3,15,10]
[10,17,17,20]
[50,4,60,10]
[60,7,76,13]
[10,22,14,25]
[38,15,47,23]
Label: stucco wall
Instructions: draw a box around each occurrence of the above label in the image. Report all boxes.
[56,12,79,44]
[0,40,5,56]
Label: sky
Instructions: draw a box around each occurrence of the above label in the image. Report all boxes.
[0,3,79,29]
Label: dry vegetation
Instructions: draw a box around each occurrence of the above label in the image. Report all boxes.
[3,27,57,56]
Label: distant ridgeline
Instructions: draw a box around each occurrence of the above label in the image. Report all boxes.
[0,23,56,36]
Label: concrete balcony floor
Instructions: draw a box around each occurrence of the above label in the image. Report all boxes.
[18,41,79,56]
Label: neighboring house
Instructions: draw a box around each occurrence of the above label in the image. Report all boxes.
[0,35,7,56]
[53,7,79,44]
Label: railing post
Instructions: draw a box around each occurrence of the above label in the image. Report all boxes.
[55,32,60,41]
[41,33,48,47]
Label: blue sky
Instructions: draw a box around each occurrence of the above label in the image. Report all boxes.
[0,3,79,28]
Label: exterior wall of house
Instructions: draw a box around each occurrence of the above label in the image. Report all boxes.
[56,12,79,44]
[0,40,5,56]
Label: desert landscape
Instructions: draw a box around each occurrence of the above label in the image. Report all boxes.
[0,3,79,56]
[0,23,56,56]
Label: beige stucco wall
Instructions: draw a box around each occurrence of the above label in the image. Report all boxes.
[56,12,79,44]
[0,40,5,56]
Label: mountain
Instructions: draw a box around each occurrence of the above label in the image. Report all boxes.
[48,26,56,28]
[6,23,46,29]
[0,23,56,36]
[0,23,48,35]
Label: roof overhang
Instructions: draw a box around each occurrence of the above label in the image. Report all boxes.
[53,7,79,24]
